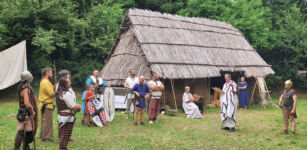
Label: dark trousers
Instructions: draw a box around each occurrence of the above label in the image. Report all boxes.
[148,98,160,121]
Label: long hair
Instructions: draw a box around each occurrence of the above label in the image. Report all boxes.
[56,77,69,99]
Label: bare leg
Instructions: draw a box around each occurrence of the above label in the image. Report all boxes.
[87,114,91,127]
[134,107,139,123]
[282,107,289,133]
[291,118,296,134]
[140,108,145,123]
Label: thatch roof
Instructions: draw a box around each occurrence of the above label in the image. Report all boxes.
[100,9,274,86]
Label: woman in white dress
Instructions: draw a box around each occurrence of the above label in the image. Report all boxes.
[182,86,203,119]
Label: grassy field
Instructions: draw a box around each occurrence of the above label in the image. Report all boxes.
[0,97,306,150]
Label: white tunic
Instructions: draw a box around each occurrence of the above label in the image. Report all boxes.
[148,80,162,99]
[182,92,203,119]
[220,81,238,128]
[125,77,139,99]
[57,89,77,123]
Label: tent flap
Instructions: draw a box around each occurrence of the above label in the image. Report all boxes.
[0,40,27,90]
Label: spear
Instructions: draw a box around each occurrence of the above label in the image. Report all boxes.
[53,60,57,84]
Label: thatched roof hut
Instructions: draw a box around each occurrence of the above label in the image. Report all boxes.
[100,9,274,108]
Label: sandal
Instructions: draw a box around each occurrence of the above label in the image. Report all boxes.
[291,131,296,136]
[281,129,288,134]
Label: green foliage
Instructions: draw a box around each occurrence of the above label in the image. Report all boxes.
[0,0,124,87]
[0,0,306,89]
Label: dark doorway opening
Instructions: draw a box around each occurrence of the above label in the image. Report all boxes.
[210,71,245,95]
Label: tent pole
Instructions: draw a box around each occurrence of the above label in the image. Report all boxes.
[170,79,178,114]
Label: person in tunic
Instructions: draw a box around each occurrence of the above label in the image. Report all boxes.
[131,76,151,126]
[220,74,238,132]
[278,80,297,136]
[124,69,139,119]
[55,70,72,140]
[85,85,96,127]
[56,76,81,150]
[182,86,203,119]
[38,68,55,142]
[14,71,38,150]
[86,70,107,97]
[238,77,249,109]
[148,73,164,123]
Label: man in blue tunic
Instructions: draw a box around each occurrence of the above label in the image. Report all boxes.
[131,76,151,126]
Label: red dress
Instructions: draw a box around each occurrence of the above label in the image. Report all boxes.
[85,91,95,114]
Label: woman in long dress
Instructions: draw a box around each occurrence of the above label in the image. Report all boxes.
[238,77,249,109]
[182,86,203,119]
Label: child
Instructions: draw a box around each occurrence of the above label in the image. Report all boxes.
[81,86,87,125]
[85,85,96,127]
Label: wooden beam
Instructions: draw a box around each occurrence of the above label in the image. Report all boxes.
[250,79,257,105]
[149,61,272,68]
[162,78,166,106]
[170,79,178,114]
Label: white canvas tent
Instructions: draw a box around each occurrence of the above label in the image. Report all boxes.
[0,40,27,90]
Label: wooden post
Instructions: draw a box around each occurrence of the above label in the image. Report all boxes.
[264,79,272,100]
[170,79,178,114]
[162,78,166,106]
[250,79,257,105]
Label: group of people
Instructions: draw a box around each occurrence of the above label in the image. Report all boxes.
[124,69,165,125]
[14,69,298,149]
[81,70,108,127]
[219,74,297,134]
[14,69,84,150]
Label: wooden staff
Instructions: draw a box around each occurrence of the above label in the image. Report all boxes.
[53,60,57,83]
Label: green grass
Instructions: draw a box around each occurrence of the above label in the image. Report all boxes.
[0,98,307,150]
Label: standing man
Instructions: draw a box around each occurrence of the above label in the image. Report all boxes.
[124,69,139,119]
[86,70,107,98]
[148,72,164,124]
[220,74,238,132]
[14,71,38,150]
[38,68,55,142]
[131,76,151,126]
[278,80,297,136]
